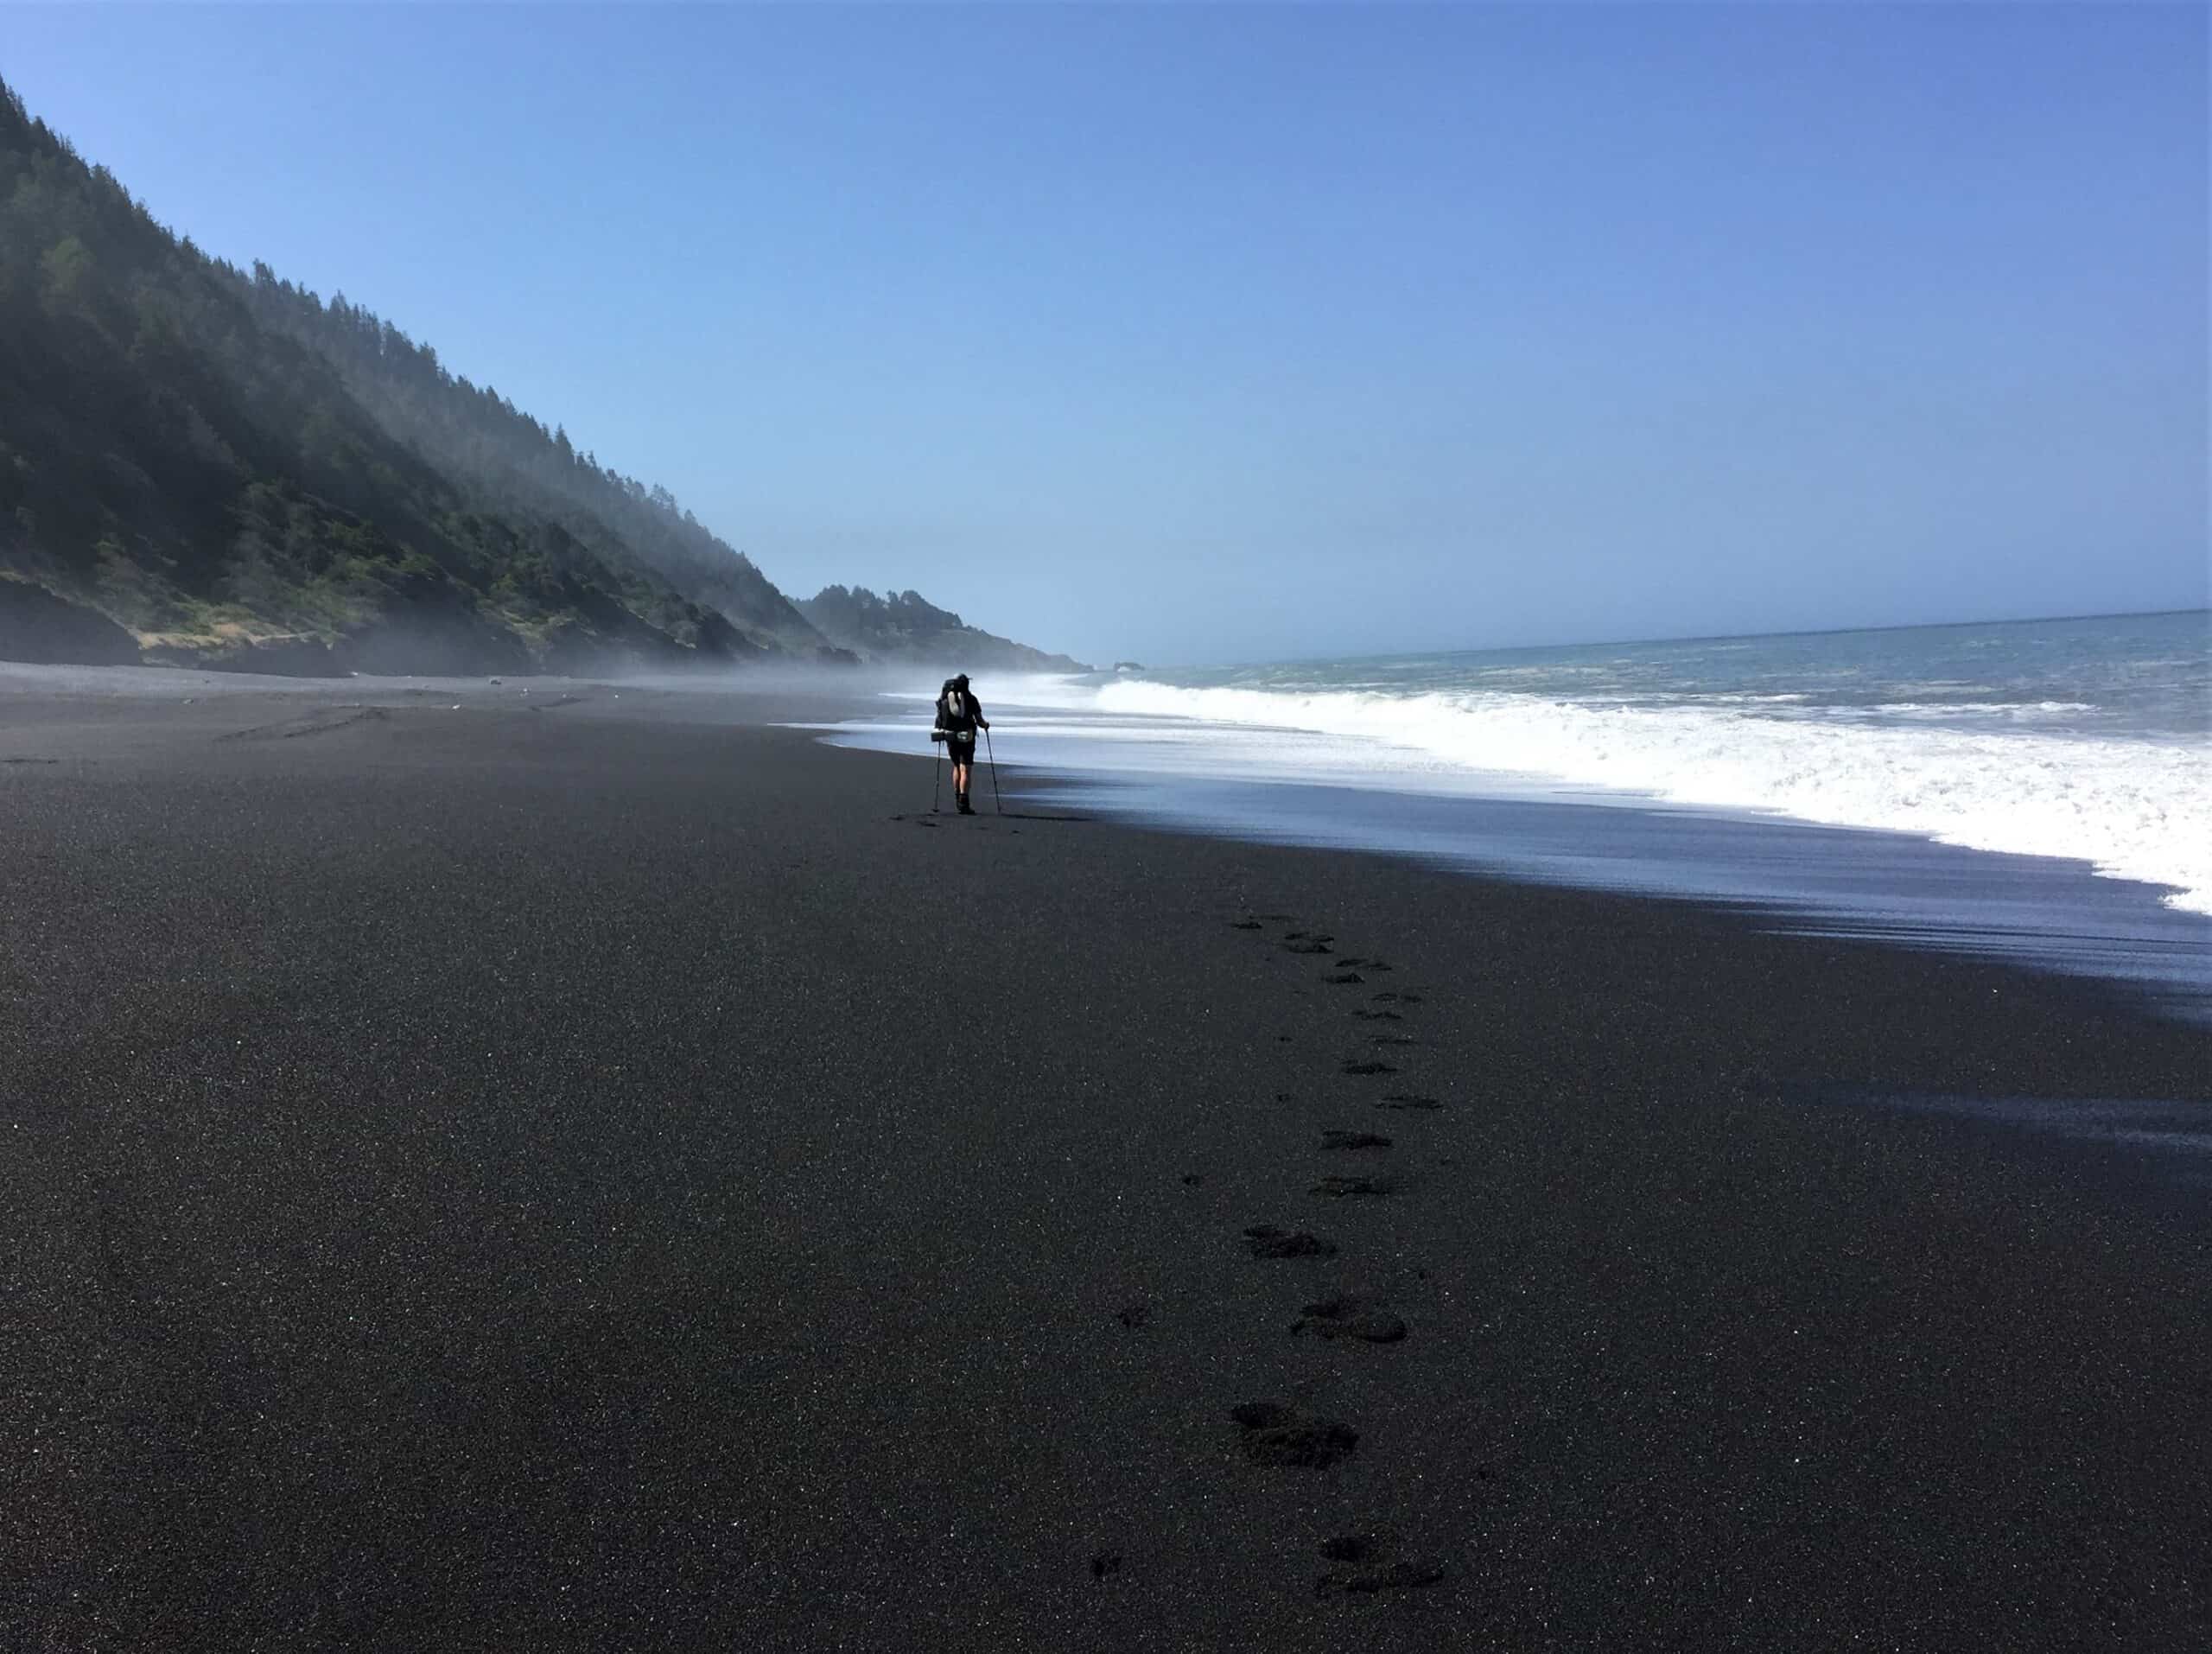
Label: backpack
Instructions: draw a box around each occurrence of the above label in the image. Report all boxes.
[935,680,975,735]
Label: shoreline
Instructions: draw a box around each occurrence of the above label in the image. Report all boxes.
[6,678,2209,1649]
[864,609,2212,951]
[820,718,2212,1022]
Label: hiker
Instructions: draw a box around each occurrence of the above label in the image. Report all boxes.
[932,673,989,813]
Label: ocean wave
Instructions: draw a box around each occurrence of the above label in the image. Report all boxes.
[1084,678,2212,913]
[1840,700,2101,719]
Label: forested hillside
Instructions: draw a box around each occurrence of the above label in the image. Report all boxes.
[798,587,1089,673]
[0,75,840,674]
[234,273,829,658]
[0,76,1095,677]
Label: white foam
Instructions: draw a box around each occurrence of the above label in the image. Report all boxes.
[991,677,2212,914]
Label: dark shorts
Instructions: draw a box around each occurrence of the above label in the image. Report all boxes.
[944,735,976,764]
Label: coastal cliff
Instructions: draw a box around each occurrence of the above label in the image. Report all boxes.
[798,586,1088,673]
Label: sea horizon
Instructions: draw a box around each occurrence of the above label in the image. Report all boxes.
[1115,603,2210,678]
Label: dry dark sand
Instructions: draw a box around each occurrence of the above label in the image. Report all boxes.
[3,677,2209,1651]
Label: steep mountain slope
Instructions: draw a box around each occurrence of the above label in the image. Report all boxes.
[0,78,1092,678]
[0,77,838,673]
[234,273,832,658]
[798,586,1089,673]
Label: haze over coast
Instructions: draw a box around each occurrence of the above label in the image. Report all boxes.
[3,7,2206,1651]
[0,77,1078,679]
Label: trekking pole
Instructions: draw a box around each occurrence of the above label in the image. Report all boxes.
[932,747,943,814]
[984,727,1003,814]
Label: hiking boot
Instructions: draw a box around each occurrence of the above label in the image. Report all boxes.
[957,795,974,814]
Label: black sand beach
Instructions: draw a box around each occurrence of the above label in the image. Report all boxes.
[4,675,2209,1651]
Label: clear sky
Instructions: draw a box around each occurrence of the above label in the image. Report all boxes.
[6,3,2205,666]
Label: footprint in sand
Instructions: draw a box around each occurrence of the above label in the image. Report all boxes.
[1315,1536,1446,1598]
[1229,1402,1359,1468]
[1324,972,1366,985]
[1283,939,1334,955]
[1116,1304,1152,1330]
[1370,1035,1421,1047]
[1244,1225,1338,1259]
[1230,919,1263,931]
[1311,1175,1389,1199]
[1292,1294,1408,1343]
[219,707,391,742]
[1340,1059,1397,1076]
[1351,1009,1402,1022]
[1371,991,1423,1004]
[1376,1095,1443,1111]
[1319,1129,1392,1151]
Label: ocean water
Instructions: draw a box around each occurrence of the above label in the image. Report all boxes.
[821,611,2212,1010]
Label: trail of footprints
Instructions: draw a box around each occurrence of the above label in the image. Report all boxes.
[1225,913,1452,1600]
[1105,914,1455,1598]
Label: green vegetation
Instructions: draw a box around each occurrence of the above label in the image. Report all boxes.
[0,75,1090,677]
[798,586,1089,673]
[0,74,843,673]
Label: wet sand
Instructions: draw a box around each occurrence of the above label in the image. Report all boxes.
[4,675,2209,1651]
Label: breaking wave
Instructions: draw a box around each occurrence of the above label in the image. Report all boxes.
[1082,678,2211,914]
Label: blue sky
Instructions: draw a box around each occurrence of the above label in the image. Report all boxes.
[6,4,2204,666]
